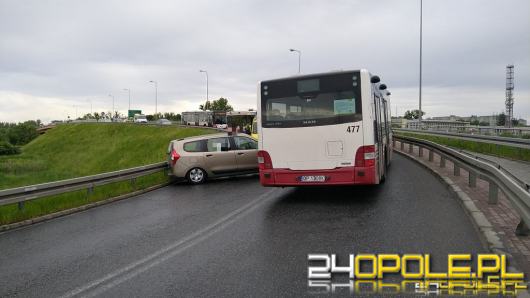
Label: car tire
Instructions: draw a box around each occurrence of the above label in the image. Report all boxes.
[187,167,206,184]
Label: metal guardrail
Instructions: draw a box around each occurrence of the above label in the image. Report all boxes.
[393,135,530,236]
[394,128,530,146]
[0,162,168,209]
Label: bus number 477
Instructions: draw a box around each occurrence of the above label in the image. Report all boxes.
[346,125,360,133]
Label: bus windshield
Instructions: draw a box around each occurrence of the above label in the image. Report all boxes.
[261,72,362,128]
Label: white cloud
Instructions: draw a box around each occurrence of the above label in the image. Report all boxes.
[0,0,528,123]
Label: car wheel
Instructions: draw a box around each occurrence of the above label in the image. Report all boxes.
[187,167,206,184]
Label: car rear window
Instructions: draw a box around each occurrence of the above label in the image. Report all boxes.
[183,140,206,152]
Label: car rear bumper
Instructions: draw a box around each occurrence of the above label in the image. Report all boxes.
[259,166,376,186]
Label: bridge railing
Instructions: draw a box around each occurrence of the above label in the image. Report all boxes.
[393,128,530,146]
[0,162,168,209]
[393,135,530,235]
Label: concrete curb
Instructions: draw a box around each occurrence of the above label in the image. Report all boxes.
[395,149,521,274]
[0,182,171,233]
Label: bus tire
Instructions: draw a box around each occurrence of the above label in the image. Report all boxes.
[380,151,388,183]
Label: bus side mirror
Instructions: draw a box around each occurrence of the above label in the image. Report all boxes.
[379,84,387,90]
[386,91,391,95]
[370,76,380,84]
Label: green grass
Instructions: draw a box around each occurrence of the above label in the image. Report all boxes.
[0,123,214,225]
[396,132,530,162]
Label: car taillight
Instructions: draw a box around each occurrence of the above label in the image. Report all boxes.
[170,149,180,167]
[355,145,375,167]
[257,150,273,170]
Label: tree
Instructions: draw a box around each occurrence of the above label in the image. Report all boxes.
[470,119,480,126]
[210,97,233,112]
[403,109,425,120]
[93,112,100,122]
[199,100,212,111]
[7,121,38,145]
[162,112,181,121]
[496,113,506,126]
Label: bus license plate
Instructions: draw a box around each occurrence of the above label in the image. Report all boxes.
[299,175,326,182]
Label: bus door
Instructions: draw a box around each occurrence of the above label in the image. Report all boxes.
[373,94,384,178]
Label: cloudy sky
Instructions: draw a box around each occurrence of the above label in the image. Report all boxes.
[1,0,529,123]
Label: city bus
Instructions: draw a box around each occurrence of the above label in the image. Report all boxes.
[257,69,392,186]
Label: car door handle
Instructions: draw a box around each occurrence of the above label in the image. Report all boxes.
[237,152,245,155]
[206,154,213,157]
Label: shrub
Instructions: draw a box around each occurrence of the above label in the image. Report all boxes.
[0,140,20,155]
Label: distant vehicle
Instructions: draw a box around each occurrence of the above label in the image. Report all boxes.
[134,114,148,123]
[167,133,258,184]
[157,118,172,125]
[181,111,212,126]
[251,116,258,140]
[215,123,228,129]
[257,69,392,186]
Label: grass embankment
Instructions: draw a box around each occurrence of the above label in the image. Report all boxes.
[396,132,530,162]
[0,123,213,225]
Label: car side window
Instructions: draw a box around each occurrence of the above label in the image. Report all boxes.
[234,136,257,150]
[207,137,230,152]
[183,140,206,152]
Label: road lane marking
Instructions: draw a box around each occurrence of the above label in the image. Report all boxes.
[60,188,282,298]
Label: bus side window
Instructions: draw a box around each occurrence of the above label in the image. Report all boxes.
[374,120,379,143]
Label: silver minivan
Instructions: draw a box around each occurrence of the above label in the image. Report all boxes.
[167,133,258,184]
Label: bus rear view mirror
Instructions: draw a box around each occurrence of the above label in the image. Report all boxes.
[370,76,380,84]
[379,84,387,90]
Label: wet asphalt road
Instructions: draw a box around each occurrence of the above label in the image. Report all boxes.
[0,154,486,297]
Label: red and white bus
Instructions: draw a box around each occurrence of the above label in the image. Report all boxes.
[257,69,392,186]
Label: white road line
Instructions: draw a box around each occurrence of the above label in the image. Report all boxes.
[59,188,280,298]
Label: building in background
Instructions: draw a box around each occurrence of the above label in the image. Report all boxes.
[407,119,470,131]
[391,117,408,128]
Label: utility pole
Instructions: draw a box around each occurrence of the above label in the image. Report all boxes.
[199,70,209,109]
[505,65,514,128]
[418,0,423,126]
[123,88,131,112]
[149,80,158,116]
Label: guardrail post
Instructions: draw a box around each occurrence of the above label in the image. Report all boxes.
[440,156,446,168]
[131,177,137,190]
[87,186,93,200]
[419,147,423,157]
[488,182,498,204]
[468,172,477,187]
[18,201,24,211]
[392,139,396,148]
[400,141,404,150]
[408,144,413,153]
[428,150,433,162]
[516,220,530,236]
[454,163,460,176]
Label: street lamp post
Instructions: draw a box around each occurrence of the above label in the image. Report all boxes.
[73,105,79,120]
[418,0,423,124]
[149,80,158,116]
[86,98,92,114]
[199,70,209,107]
[108,94,115,120]
[289,48,301,74]
[123,88,131,114]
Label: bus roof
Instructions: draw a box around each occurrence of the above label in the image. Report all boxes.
[259,69,369,84]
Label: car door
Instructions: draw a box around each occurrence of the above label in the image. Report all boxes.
[203,137,237,175]
[232,136,258,171]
